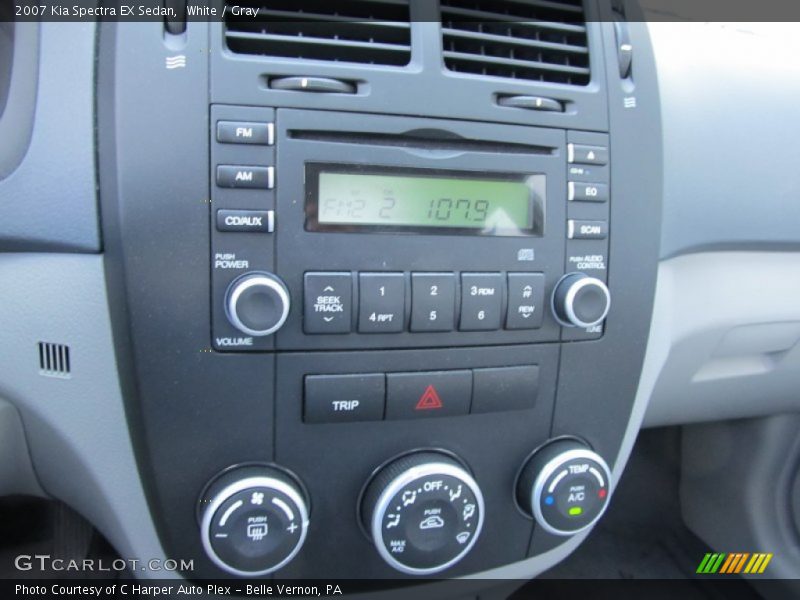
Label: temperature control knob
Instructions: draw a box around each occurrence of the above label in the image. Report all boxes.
[361,452,484,575]
[517,439,611,536]
[225,272,290,336]
[199,466,309,576]
[551,273,610,328]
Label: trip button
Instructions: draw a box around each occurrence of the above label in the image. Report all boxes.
[386,371,472,420]
[410,273,456,332]
[303,272,352,334]
[506,273,545,329]
[216,210,274,233]
[216,165,275,189]
[358,273,405,333]
[459,273,503,331]
[304,374,385,423]
[216,121,275,145]
[568,182,608,203]
[568,144,608,166]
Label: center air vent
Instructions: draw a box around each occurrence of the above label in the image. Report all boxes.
[440,0,591,85]
[224,0,412,67]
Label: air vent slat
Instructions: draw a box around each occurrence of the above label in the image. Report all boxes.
[441,0,591,86]
[442,27,588,56]
[252,8,411,27]
[441,7,586,33]
[224,0,411,67]
[443,51,589,76]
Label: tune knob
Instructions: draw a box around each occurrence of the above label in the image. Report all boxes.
[517,439,612,536]
[551,273,610,328]
[225,272,290,336]
[361,452,484,575]
[199,466,309,576]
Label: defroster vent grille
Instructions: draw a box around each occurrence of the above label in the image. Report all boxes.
[224,0,412,67]
[440,0,591,85]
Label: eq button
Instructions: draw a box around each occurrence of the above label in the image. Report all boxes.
[358,273,405,333]
[459,273,503,331]
[568,182,608,203]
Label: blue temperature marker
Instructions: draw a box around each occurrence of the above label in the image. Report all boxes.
[544,496,554,506]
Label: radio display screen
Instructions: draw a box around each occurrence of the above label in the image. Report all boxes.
[306,164,544,236]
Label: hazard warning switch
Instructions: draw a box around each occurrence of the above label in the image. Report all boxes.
[386,371,472,420]
[416,385,444,410]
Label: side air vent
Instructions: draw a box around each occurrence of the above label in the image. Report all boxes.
[224,0,412,67]
[38,342,71,378]
[440,0,591,85]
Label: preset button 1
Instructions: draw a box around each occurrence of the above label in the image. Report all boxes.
[359,273,405,333]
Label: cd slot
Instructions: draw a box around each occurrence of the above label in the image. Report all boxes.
[287,129,556,156]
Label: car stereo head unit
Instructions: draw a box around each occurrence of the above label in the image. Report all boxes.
[210,107,610,353]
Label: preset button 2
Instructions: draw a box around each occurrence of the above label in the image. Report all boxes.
[359,273,405,333]
[411,273,456,332]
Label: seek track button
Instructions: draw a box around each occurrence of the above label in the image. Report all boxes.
[304,272,352,334]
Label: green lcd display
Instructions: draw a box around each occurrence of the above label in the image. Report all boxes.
[307,165,543,236]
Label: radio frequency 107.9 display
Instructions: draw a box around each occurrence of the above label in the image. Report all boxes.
[306,165,544,237]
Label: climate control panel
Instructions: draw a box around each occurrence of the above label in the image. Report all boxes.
[199,441,611,577]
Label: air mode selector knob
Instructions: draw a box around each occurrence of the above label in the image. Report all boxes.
[551,273,610,328]
[361,452,484,575]
[199,466,309,576]
[517,439,612,536]
[225,272,290,337]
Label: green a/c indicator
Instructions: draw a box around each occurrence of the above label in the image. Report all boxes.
[568,506,583,516]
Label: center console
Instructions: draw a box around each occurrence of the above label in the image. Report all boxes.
[97,0,662,582]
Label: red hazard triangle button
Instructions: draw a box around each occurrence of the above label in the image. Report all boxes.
[415,385,443,410]
[386,372,471,419]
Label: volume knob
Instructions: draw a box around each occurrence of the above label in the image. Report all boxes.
[225,272,290,337]
[551,273,610,328]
